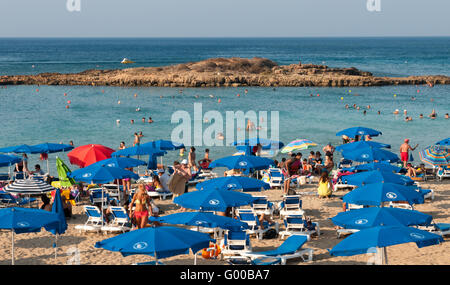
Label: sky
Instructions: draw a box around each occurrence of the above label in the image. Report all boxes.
[0,0,449,37]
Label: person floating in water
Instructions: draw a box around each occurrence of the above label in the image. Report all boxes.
[148,117,153,123]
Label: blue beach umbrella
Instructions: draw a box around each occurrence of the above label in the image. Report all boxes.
[0,154,21,167]
[150,211,249,231]
[95,226,214,264]
[330,207,433,229]
[196,176,270,192]
[46,189,68,259]
[142,140,185,151]
[435,137,450,147]
[0,144,41,154]
[89,157,147,169]
[68,165,139,184]
[336,127,382,139]
[174,188,257,212]
[335,141,391,152]
[32,143,74,154]
[209,155,275,174]
[329,226,443,264]
[342,162,402,173]
[0,207,60,265]
[342,170,414,187]
[342,146,400,163]
[342,182,424,206]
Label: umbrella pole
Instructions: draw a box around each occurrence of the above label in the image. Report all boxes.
[194,249,197,265]
[47,158,50,176]
[101,185,104,227]
[154,251,158,265]
[54,234,58,261]
[11,230,14,265]
[383,247,388,265]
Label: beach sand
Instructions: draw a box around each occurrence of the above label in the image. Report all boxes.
[0,179,448,265]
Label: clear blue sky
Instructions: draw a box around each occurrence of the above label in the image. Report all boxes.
[1,0,449,37]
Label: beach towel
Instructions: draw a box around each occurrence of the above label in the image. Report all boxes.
[168,172,187,195]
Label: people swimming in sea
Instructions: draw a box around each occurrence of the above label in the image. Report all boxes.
[405,116,412,122]
[419,114,424,119]
[136,107,141,112]
[445,113,449,119]
[429,109,437,119]
[148,117,153,123]
[393,109,399,115]
[130,119,134,124]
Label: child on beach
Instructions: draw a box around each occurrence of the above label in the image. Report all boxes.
[317,172,332,198]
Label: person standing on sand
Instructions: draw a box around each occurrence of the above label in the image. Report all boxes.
[188,147,197,171]
[400,139,418,167]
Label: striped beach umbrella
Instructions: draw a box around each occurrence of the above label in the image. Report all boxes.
[281,139,317,154]
[4,179,56,195]
[419,146,450,166]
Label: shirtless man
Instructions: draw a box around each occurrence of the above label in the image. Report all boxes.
[133,132,143,146]
[400,139,418,167]
[429,109,437,119]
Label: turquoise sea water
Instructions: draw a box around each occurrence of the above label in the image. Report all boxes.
[0,38,449,174]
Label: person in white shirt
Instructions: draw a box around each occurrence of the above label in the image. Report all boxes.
[157,168,170,192]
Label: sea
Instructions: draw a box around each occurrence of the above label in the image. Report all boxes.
[0,37,449,174]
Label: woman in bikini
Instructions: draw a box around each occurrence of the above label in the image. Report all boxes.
[129,184,152,229]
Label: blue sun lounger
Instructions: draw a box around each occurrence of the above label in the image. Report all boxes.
[241,235,314,265]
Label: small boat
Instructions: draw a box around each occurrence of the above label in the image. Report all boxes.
[121,58,135,64]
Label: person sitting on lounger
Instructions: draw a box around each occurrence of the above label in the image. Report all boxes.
[406,163,417,177]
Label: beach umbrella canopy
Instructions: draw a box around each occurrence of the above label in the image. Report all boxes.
[329,226,443,257]
[342,162,402,173]
[419,145,450,166]
[196,176,270,192]
[94,226,214,259]
[342,170,414,187]
[68,165,139,184]
[67,144,115,168]
[0,207,60,265]
[0,154,22,167]
[342,182,424,206]
[89,157,146,169]
[281,139,317,154]
[0,207,60,234]
[336,127,382,138]
[435,138,450,148]
[174,188,257,212]
[0,144,41,154]
[4,178,56,195]
[111,145,167,157]
[150,212,249,231]
[342,146,399,163]
[335,141,391,152]
[31,143,74,154]
[330,207,432,229]
[209,155,275,173]
[45,189,68,235]
[142,140,185,151]
[56,157,76,187]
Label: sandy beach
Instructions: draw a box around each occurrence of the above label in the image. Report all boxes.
[1,178,448,266]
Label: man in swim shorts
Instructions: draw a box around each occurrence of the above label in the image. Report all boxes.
[400,139,418,167]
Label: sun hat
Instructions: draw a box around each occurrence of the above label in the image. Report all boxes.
[181,159,188,165]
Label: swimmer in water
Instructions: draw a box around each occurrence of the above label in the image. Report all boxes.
[345,104,349,109]
[130,119,134,124]
[378,111,381,115]
[419,114,424,119]
[445,113,449,119]
[393,109,399,115]
[363,110,366,115]
[136,107,141,112]
[403,110,407,116]
[148,117,153,123]
[429,109,437,119]
[142,117,146,123]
